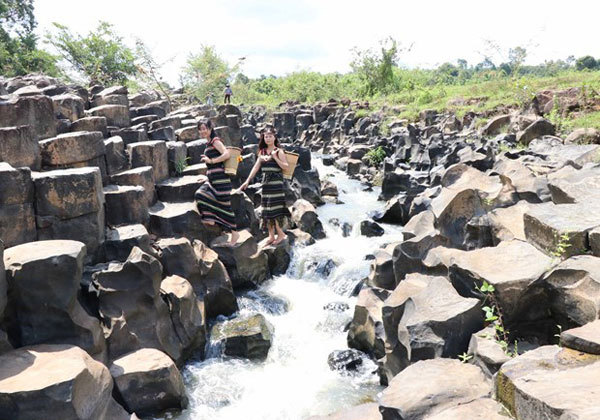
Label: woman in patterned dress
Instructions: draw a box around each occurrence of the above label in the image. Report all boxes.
[195,119,239,245]
[238,127,290,245]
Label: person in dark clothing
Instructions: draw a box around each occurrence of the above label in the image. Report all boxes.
[238,127,290,245]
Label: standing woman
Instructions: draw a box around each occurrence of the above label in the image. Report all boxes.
[195,119,239,245]
[238,127,290,245]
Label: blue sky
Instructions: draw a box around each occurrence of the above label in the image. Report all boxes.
[34,0,600,86]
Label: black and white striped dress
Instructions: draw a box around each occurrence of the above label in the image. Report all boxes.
[195,137,237,231]
[260,148,290,226]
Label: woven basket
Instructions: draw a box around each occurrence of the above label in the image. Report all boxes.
[282,151,299,180]
[224,147,242,175]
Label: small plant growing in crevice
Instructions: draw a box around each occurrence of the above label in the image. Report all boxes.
[476,280,517,357]
[364,146,387,166]
[550,232,572,259]
[458,352,473,363]
[174,156,190,175]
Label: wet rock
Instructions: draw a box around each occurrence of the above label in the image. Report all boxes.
[261,237,292,276]
[560,320,600,354]
[542,255,600,328]
[360,220,384,237]
[110,348,187,416]
[291,199,325,240]
[292,167,324,206]
[367,249,395,290]
[379,358,491,420]
[160,275,207,360]
[210,230,270,288]
[211,313,273,360]
[128,140,169,183]
[286,228,316,246]
[347,287,389,360]
[321,180,339,197]
[92,247,183,363]
[496,345,600,420]
[0,125,41,169]
[448,240,553,325]
[3,240,106,360]
[0,344,129,420]
[193,240,238,318]
[524,201,600,257]
[327,349,364,371]
[372,194,411,225]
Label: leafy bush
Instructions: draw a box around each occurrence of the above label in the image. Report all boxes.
[364,146,386,166]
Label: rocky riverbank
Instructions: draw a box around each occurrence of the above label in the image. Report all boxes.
[1,73,600,420]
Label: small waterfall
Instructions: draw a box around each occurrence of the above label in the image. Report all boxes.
[169,159,403,420]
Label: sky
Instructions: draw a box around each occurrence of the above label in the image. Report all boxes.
[34,0,600,86]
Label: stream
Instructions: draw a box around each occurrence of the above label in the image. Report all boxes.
[167,158,403,420]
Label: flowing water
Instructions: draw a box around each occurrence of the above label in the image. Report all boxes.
[168,159,403,420]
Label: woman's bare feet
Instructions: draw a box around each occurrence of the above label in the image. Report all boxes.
[263,236,276,246]
[273,235,286,245]
[201,220,215,226]
[226,230,240,246]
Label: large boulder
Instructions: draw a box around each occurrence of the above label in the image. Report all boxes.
[148,201,207,242]
[210,230,270,288]
[423,398,511,420]
[109,348,187,416]
[291,168,324,206]
[0,344,133,420]
[547,164,600,204]
[542,255,600,328]
[0,125,41,169]
[103,185,149,226]
[104,136,128,175]
[347,287,389,360]
[127,140,169,183]
[516,118,555,145]
[0,94,56,139]
[210,313,273,360]
[448,240,553,325]
[378,358,491,420]
[496,345,600,420]
[92,247,183,363]
[86,104,131,128]
[467,326,511,377]
[160,275,207,360]
[3,240,106,360]
[32,168,105,259]
[524,201,600,258]
[380,274,482,383]
[291,199,325,240]
[71,116,108,137]
[39,131,105,167]
[111,166,156,207]
[52,93,85,122]
[0,163,36,247]
[104,224,153,262]
[491,158,550,203]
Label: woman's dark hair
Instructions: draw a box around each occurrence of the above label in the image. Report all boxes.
[258,126,280,152]
[198,119,216,140]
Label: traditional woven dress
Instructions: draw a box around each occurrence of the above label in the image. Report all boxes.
[195,137,237,231]
[260,148,290,227]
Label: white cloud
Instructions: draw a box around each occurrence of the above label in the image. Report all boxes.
[34,0,600,86]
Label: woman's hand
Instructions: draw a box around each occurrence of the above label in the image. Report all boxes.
[233,181,249,194]
[201,155,212,164]
[259,154,272,163]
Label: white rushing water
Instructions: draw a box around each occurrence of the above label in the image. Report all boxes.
[168,159,403,420]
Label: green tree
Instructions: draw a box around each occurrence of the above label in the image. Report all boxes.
[508,46,527,75]
[575,55,598,71]
[0,0,58,76]
[350,37,400,96]
[181,45,238,100]
[46,21,137,85]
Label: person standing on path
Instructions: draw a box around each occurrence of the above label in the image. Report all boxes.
[224,84,233,104]
[195,119,239,245]
[237,126,290,245]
